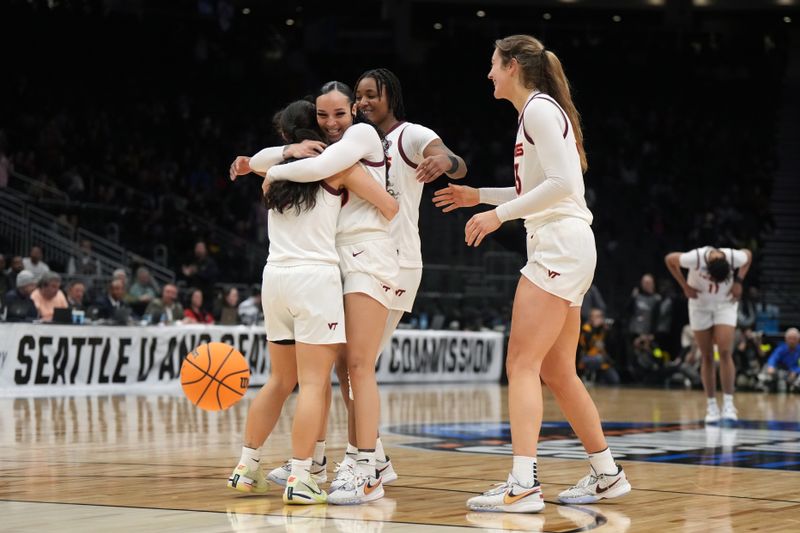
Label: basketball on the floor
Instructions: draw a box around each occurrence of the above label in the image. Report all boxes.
[180,342,250,411]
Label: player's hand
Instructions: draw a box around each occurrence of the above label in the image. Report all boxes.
[416,154,452,183]
[729,281,743,301]
[433,183,479,212]
[284,140,326,159]
[230,156,252,181]
[683,285,699,299]
[465,210,501,247]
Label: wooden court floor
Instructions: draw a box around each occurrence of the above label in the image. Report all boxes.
[2,384,799,532]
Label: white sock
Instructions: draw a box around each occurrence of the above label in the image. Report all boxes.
[290,457,312,482]
[313,440,326,464]
[346,443,358,456]
[239,446,260,472]
[355,449,377,478]
[722,394,734,408]
[588,447,617,476]
[707,397,719,409]
[375,437,387,462]
[511,455,537,487]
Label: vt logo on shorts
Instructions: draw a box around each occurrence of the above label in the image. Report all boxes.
[328,322,338,330]
[395,289,406,296]
[547,269,561,279]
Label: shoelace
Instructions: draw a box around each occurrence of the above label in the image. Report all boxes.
[482,481,512,496]
[332,462,356,485]
[573,472,599,489]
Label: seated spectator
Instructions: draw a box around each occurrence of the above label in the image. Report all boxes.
[0,254,10,307]
[22,245,50,282]
[758,327,800,392]
[66,280,88,310]
[143,283,184,325]
[215,286,240,325]
[128,266,159,303]
[67,239,101,277]
[184,288,214,324]
[3,270,39,322]
[733,327,766,389]
[237,285,262,325]
[93,279,133,324]
[578,308,620,385]
[30,271,69,322]
[5,255,24,288]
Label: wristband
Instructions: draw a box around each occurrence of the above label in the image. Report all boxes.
[446,155,459,174]
[734,276,744,284]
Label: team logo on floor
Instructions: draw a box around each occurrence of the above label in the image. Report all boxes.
[387,420,800,471]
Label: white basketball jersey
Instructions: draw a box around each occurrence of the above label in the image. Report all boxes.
[514,92,592,232]
[335,151,392,247]
[267,183,344,266]
[679,246,749,304]
[384,121,439,268]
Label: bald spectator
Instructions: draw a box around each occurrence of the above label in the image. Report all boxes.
[22,245,50,282]
[181,241,218,304]
[2,269,39,322]
[759,327,800,392]
[143,283,184,325]
[30,271,68,322]
[94,279,132,323]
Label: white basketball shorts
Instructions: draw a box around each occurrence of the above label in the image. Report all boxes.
[688,299,738,331]
[389,267,422,313]
[520,217,596,307]
[262,263,346,344]
[337,238,400,308]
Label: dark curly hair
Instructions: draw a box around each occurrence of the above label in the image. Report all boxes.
[707,256,731,283]
[263,99,326,214]
[354,68,406,121]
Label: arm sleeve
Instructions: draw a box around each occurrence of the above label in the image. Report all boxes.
[248,146,285,173]
[480,187,517,206]
[406,124,440,159]
[494,102,580,222]
[267,124,376,183]
[732,249,749,268]
[679,250,698,269]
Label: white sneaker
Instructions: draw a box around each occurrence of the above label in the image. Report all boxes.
[705,402,721,424]
[376,456,398,485]
[466,474,544,513]
[558,464,631,504]
[330,456,357,492]
[328,472,384,505]
[268,457,327,486]
[721,403,738,422]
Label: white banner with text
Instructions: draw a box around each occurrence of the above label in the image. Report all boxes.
[0,324,504,393]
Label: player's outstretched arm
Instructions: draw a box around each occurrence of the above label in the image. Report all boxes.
[433,183,479,212]
[416,139,468,183]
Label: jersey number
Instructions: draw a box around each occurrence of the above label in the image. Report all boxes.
[514,163,521,194]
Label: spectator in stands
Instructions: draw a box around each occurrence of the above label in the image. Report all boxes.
[733,327,766,389]
[5,255,24,288]
[626,273,661,378]
[30,271,68,322]
[578,308,620,385]
[181,241,219,304]
[580,284,607,323]
[2,270,39,322]
[758,327,800,392]
[237,285,262,325]
[143,283,184,325]
[66,280,87,310]
[0,254,9,307]
[93,279,133,324]
[128,267,159,305]
[23,245,50,282]
[67,239,101,277]
[215,286,240,325]
[184,288,214,324]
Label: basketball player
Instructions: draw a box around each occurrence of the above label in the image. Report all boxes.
[665,246,752,423]
[226,99,398,505]
[265,81,399,505]
[434,35,631,512]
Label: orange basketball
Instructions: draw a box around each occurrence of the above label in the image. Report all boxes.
[181,342,250,411]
